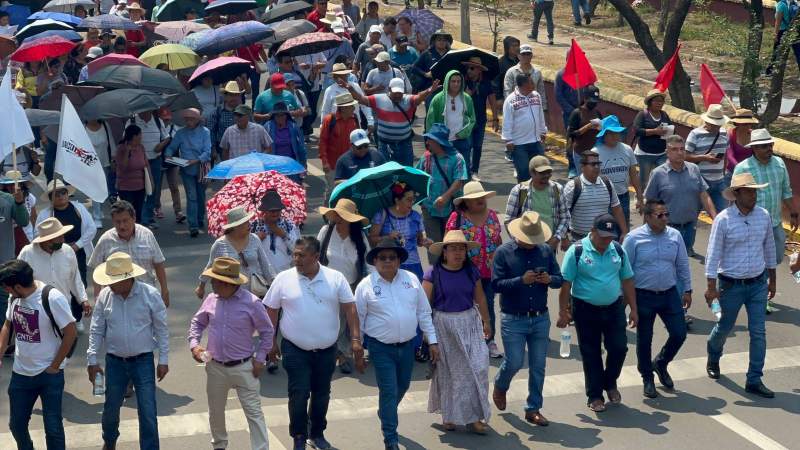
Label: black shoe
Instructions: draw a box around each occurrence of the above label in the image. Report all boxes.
[585,14,591,24]
[706,360,720,379]
[190,229,199,238]
[527,33,537,40]
[307,435,332,449]
[643,380,658,398]
[548,39,554,45]
[573,21,582,26]
[653,359,674,389]
[293,435,307,450]
[745,382,775,398]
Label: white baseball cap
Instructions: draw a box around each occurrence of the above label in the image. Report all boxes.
[369,24,382,35]
[350,129,371,147]
[375,51,390,63]
[389,77,405,94]
[519,44,533,54]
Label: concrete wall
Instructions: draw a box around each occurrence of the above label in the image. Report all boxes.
[641,0,776,26]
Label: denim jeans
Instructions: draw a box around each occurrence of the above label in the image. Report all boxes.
[103,353,159,449]
[572,297,628,403]
[707,274,768,385]
[303,90,322,134]
[493,313,550,411]
[571,0,590,23]
[532,0,555,40]
[180,170,206,231]
[635,153,666,190]
[635,288,687,381]
[705,177,729,215]
[615,191,631,228]
[512,142,544,182]
[481,278,496,341]
[8,370,66,450]
[281,339,337,439]
[249,68,261,108]
[378,137,414,167]
[366,336,415,445]
[670,221,697,255]
[451,137,472,175]
[773,224,786,265]
[470,123,486,174]
[142,157,164,225]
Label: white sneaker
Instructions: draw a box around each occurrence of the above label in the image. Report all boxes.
[471,174,481,182]
[76,321,85,333]
[488,340,503,358]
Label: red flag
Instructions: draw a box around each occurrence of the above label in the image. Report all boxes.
[653,43,681,92]
[563,39,598,90]
[699,63,726,109]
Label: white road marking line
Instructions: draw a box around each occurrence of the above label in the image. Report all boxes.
[4,345,798,448]
[306,159,324,178]
[711,413,789,450]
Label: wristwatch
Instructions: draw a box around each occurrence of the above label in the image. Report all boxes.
[684,289,693,294]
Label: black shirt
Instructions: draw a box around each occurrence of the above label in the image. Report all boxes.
[334,148,387,180]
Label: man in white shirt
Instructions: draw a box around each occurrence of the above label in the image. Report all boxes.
[0,259,77,450]
[263,236,362,450]
[365,52,411,95]
[502,73,548,182]
[127,110,170,228]
[19,218,91,333]
[295,52,327,135]
[354,237,437,450]
[321,63,375,131]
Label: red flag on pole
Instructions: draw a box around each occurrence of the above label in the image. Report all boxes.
[699,63,726,109]
[653,43,681,92]
[563,39,598,90]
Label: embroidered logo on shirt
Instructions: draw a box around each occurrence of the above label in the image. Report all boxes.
[373,285,382,296]
[402,281,412,289]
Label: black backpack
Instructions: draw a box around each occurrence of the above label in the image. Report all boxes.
[569,175,615,213]
[573,241,625,268]
[10,285,78,358]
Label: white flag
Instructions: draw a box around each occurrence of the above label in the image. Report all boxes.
[0,69,35,162]
[54,95,108,202]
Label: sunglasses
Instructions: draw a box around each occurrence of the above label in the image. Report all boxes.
[356,144,369,149]
[583,162,602,167]
[654,212,670,219]
[376,254,398,262]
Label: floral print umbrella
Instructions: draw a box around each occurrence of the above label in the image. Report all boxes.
[206,171,306,237]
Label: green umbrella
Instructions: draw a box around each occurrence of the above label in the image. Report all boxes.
[155,0,205,22]
[329,161,431,221]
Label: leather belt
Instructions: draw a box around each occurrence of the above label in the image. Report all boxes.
[108,352,152,362]
[213,356,251,367]
[718,272,765,286]
[636,286,677,296]
[504,308,549,317]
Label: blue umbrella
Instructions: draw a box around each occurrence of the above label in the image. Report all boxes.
[0,5,31,27]
[206,153,306,179]
[180,29,211,51]
[329,161,431,219]
[194,20,273,56]
[27,11,82,27]
[79,14,140,31]
[22,29,82,43]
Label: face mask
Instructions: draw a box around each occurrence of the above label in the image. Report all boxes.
[50,242,64,251]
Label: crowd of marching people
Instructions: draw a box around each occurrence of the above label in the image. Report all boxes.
[1,1,800,450]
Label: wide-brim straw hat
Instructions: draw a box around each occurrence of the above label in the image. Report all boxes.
[745,128,775,148]
[334,92,358,108]
[722,172,769,201]
[319,198,368,224]
[700,103,728,126]
[222,80,245,94]
[507,211,552,245]
[222,206,255,230]
[644,89,666,105]
[127,2,145,12]
[201,256,248,285]
[93,251,147,285]
[429,230,481,256]
[331,62,352,75]
[461,56,487,71]
[40,178,76,203]
[32,217,74,244]
[729,108,759,125]
[454,181,495,206]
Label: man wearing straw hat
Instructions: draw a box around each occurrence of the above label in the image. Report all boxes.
[732,128,799,313]
[189,257,275,450]
[685,104,730,214]
[320,62,374,130]
[87,251,169,450]
[491,211,562,426]
[211,81,246,160]
[705,173,777,398]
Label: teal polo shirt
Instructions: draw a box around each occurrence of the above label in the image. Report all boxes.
[561,236,634,306]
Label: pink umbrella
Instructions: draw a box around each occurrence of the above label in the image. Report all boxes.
[154,21,210,43]
[10,35,76,63]
[87,53,147,76]
[189,56,251,88]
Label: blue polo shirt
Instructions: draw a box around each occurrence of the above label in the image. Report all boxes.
[561,236,634,306]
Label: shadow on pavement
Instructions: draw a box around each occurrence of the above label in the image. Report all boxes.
[501,412,603,448]
[643,391,727,415]
[576,403,670,435]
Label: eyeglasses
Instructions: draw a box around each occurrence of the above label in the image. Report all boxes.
[376,254,398,262]
[655,212,670,219]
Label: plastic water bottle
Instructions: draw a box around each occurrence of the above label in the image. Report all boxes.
[93,372,105,397]
[711,300,722,321]
[201,351,211,364]
[559,330,571,358]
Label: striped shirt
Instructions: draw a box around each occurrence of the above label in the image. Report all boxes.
[562,175,621,235]
[367,93,420,142]
[732,155,793,227]
[686,127,728,182]
[705,204,776,279]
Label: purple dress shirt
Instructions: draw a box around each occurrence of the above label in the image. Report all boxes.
[188,287,275,363]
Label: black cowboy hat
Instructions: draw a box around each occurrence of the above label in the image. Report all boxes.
[366,236,409,265]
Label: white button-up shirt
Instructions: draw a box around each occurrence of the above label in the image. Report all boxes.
[88,224,166,288]
[18,244,88,304]
[354,269,437,345]
[263,264,355,351]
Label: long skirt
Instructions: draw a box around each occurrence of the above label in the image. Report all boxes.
[427,307,491,425]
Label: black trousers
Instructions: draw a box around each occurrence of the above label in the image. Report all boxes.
[281,339,337,439]
[635,287,687,381]
[572,297,628,403]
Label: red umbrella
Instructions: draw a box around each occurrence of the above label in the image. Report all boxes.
[206,170,307,237]
[87,53,147,76]
[276,32,342,57]
[10,35,76,63]
[189,56,251,88]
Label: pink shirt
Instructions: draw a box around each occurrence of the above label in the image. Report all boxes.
[115,142,147,191]
[726,128,752,172]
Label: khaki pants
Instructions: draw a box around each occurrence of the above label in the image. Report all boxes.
[206,359,269,450]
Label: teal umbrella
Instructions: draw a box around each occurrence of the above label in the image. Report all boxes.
[329,161,430,221]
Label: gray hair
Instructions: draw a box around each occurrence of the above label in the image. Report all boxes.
[666,134,684,146]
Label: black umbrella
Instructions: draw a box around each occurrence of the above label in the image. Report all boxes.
[163,91,201,112]
[86,65,186,94]
[260,1,312,24]
[430,47,500,83]
[261,19,316,45]
[80,89,167,120]
[205,0,257,15]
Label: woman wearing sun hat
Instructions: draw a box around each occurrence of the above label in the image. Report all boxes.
[631,89,674,187]
[423,230,492,435]
[725,108,759,186]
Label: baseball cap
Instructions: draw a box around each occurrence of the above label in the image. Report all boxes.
[282,72,297,83]
[583,85,600,103]
[388,77,405,94]
[350,129,371,147]
[233,104,252,116]
[593,214,620,239]
[396,35,408,44]
[528,155,553,173]
[519,44,533,54]
[369,24,382,35]
[375,51,390,63]
[270,73,286,89]
[87,46,103,60]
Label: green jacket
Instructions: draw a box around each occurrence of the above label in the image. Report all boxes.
[425,70,476,140]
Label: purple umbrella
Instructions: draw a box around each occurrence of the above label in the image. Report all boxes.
[189,56,252,87]
[395,8,444,42]
[194,20,273,56]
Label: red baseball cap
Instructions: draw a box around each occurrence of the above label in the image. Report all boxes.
[270,73,286,90]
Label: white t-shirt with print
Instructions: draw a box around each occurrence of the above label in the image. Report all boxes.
[6,282,75,376]
[594,142,637,195]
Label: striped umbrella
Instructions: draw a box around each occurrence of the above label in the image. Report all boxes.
[194,20,273,56]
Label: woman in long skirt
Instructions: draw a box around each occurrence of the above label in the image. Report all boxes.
[422,230,492,434]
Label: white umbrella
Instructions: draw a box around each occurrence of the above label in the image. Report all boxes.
[43,0,97,13]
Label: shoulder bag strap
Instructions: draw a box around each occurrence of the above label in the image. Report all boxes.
[431,154,452,187]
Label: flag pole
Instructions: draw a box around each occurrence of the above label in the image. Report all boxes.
[10,142,18,191]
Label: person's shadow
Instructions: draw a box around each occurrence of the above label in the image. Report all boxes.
[576,403,670,435]
[644,390,727,416]
[501,412,603,448]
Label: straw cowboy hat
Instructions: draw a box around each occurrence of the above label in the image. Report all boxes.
[127,2,145,12]
[222,206,255,230]
[40,178,76,203]
[507,211,552,245]
[32,217,74,244]
[319,12,338,25]
[454,181,496,206]
[644,89,666,105]
[201,256,249,285]
[222,80,245,95]
[461,56,488,72]
[93,252,147,285]
[319,198,368,224]
[366,236,409,265]
[722,172,769,201]
[729,108,759,125]
[429,230,481,256]
[334,92,357,108]
[331,62,352,76]
[700,104,728,126]
[745,129,775,148]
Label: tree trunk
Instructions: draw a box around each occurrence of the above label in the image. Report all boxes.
[460,0,472,44]
[761,15,800,125]
[590,0,601,16]
[658,0,671,35]
[739,0,764,112]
